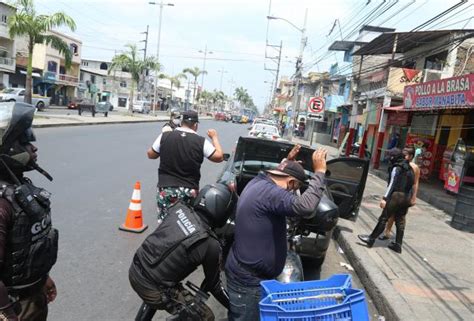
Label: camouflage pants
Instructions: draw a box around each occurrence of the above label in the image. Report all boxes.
[156,187,198,223]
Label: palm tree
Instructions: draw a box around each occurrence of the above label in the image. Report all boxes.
[109,44,158,112]
[8,0,76,104]
[165,73,187,100]
[234,87,249,107]
[212,90,225,110]
[197,90,212,112]
[183,67,207,106]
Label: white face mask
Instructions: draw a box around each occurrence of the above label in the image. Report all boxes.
[172,118,181,126]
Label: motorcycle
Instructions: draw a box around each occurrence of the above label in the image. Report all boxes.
[351,142,371,159]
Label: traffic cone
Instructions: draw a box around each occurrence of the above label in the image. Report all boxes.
[119,181,148,233]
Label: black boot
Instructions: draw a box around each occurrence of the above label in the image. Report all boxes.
[358,235,375,248]
[388,242,402,254]
[135,302,157,321]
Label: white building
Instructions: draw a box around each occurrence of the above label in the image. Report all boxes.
[0,1,16,88]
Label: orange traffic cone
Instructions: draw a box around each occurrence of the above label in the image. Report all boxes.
[119,181,148,233]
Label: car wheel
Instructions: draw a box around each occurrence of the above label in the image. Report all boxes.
[105,112,108,117]
[36,101,45,111]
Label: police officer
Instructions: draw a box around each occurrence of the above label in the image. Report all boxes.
[129,183,234,321]
[162,109,181,133]
[147,110,224,223]
[0,102,58,321]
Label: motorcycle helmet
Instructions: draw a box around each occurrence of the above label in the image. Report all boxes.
[170,108,181,126]
[193,183,235,228]
[0,102,52,180]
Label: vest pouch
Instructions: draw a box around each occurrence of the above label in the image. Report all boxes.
[14,184,51,220]
[25,228,58,282]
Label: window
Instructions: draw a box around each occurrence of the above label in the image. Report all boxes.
[47,61,57,72]
[90,75,96,84]
[1,15,7,24]
[59,66,66,75]
[118,97,127,107]
[80,72,84,81]
[120,81,127,88]
[18,90,25,96]
[102,78,106,85]
[70,43,78,55]
[424,51,448,71]
[338,82,345,96]
[82,61,88,67]
[99,62,108,70]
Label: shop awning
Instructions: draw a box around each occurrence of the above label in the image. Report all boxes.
[384,105,406,111]
[20,70,41,78]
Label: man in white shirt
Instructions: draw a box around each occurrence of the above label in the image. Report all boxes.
[147,110,224,223]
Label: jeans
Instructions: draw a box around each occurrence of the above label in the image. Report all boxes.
[226,272,261,321]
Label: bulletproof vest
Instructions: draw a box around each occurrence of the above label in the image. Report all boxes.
[134,202,212,288]
[0,180,58,288]
[390,162,415,195]
[158,130,205,190]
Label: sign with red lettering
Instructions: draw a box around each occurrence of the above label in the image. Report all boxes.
[404,73,474,109]
[308,97,325,113]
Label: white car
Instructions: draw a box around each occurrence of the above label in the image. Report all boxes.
[0,88,50,111]
[132,100,151,114]
[248,123,281,140]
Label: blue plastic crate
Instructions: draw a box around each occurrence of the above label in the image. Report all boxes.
[259,287,369,321]
[261,274,353,299]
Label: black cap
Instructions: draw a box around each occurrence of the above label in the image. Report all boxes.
[182,110,199,123]
[267,160,306,182]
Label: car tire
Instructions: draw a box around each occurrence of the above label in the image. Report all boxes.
[36,101,45,111]
[105,112,108,117]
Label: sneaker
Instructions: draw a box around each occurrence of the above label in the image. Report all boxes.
[358,235,375,248]
[388,242,402,254]
[378,235,390,241]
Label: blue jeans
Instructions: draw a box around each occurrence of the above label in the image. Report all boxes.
[226,272,261,321]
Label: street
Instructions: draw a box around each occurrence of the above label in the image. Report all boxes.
[28,120,378,320]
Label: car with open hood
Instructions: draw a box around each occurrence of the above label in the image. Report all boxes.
[216,136,369,267]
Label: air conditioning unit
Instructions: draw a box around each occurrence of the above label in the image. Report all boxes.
[423,69,442,82]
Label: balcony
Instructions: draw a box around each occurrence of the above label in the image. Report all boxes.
[58,73,79,84]
[0,57,15,72]
[42,71,79,86]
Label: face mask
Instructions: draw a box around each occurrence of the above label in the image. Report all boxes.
[172,118,181,126]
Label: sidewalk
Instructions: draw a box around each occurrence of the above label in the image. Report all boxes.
[33,110,211,128]
[294,137,474,321]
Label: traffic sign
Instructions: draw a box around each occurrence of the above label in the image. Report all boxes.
[307,113,323,120]
[308,96,325,114]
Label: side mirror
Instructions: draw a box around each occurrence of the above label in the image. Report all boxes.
[223,153,230,161]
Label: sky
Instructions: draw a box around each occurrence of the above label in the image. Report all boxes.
[32,0,474,112]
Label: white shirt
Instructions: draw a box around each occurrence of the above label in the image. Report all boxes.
[151,127,216,158]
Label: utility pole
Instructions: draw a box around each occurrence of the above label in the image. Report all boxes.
[149,1,174,114]
[139,25,149,100]
[200,45,213,90]
[217,68,228,91]
[264,41,282,105]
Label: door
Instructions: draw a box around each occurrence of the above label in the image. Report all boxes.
[325,157,369,220]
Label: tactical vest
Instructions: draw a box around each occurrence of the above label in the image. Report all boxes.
[133,202,212,288]
[389,162,415,196]
[158,130,205,189]
[0,180,58,289]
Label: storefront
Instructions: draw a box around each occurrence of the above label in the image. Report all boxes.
[403,73,474,181]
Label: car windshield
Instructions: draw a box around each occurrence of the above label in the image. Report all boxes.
[2,88,18,94]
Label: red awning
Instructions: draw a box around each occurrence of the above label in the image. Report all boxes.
[384,105,406,111]
[384,105,474,112]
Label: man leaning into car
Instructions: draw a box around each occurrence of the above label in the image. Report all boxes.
[225,145,328,321]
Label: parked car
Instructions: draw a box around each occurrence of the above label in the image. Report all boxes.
[68,98,82,109]
[231,115,242,123]
[132,100,151,114]
[97,101,114,112]
[215,112,227,121]
[216,137,369,267]
[248,123,281,140]
[0,88,50,111]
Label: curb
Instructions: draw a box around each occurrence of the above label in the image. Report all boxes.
[333,220,415,321]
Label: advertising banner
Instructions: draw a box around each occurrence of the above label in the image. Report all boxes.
[406,134,435,180]
[404,74,474,109]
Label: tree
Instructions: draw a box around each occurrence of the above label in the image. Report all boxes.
[212,90,225,110]
[164,73,187,100]
[109,44,158,112]
[183,67,207,109]
[234,87,249,107]
[8,0,76,104]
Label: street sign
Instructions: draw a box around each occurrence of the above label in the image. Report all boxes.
[307,96,325,122]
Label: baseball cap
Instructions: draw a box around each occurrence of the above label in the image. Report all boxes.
[182,110,199,123]
[267,160,306,183]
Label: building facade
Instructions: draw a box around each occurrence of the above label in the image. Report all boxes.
[0,2,16,89]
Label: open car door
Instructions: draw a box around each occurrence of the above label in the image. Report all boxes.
[326,157,369,220]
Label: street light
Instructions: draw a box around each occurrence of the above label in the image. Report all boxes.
[217,68,228,91]
[149,1,174,115]
[267,10,308,141]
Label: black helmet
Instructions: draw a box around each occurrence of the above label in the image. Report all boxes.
[193,183,235,228]
[0,102,52,181]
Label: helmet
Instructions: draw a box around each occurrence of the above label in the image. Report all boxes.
[193,183,235,228]
[0,102,52,180]
[170,108,181,126]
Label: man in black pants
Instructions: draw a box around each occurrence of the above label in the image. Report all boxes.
[358,148,415,253]
[130,184,234,321]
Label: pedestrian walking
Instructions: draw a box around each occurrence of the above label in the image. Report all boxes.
[147,110,224,223]
[0,103,58,321]
[130,184,234,321]
[225,145,328,321]
[380,146,420,240]
[358,148,415,253]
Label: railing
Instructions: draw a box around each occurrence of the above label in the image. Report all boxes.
[0,57,14,67]
[58,73,78,84]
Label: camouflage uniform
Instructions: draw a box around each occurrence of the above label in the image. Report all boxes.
[156,187,198,223]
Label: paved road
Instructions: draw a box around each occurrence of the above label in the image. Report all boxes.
[28,120,377,320]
